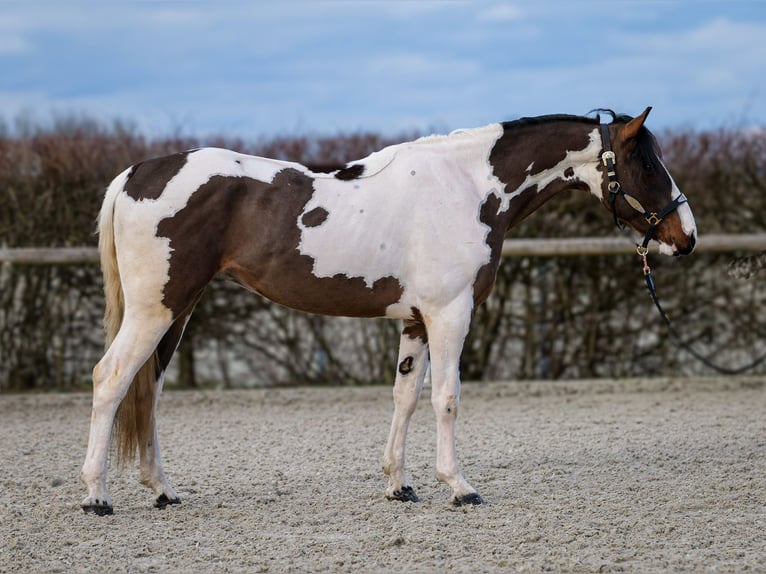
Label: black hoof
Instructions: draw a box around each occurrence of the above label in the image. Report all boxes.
[154,494,181,509]
[388,486,420,503]
[452,492,484,506]
[82,504,113,516]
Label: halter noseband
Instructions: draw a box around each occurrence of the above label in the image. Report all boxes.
[600,123,688,256]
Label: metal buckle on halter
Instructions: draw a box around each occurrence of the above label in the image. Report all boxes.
[601,150,616,166]
[608,181,621,193]
[645,213,662,226]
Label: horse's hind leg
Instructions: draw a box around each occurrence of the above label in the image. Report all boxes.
[138,306,199,508]
[382,320,429,502]
[80,313,172,515]
[138,368,179,509]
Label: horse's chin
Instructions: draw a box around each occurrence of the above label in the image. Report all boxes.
[658,235,696,257]
[658,242,676,256]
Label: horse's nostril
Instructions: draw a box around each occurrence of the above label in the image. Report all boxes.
[676,234,696,256]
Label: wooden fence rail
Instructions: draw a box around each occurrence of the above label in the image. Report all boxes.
[1,233,764,265]
[500,233,766,257]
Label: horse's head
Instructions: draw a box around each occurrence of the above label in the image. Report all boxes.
[599,107,697,256]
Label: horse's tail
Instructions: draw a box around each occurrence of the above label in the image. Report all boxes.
[98,167,157,466]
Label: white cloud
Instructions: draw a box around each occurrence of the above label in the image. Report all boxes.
[0,33,29,55]
[613,17,766,72]
[0,2,764,137]
[367,52,481,79]
[477,3,524,22]
[602,17,766,114]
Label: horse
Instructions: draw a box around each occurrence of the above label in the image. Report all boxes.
[80,107,697,515]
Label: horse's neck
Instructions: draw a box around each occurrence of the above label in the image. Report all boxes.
[491,121,604,230]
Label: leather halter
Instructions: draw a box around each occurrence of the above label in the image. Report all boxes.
[600,120,766,374]
[600,123,688,255]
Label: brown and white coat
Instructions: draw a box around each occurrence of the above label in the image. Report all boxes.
[81,109,696,513]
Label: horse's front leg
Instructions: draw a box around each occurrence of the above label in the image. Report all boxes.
[382,321,429,502]
[427,293,484,505]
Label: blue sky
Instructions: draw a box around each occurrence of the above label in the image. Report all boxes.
[1,1,765,139]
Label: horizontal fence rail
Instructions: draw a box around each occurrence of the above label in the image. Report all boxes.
[1,234,764,265]
[0,246,99,264]
[500,233,766,257]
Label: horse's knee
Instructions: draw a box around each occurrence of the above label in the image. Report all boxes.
[393,374,420,404]
[432,392,459,419]
[92,361,103,386]
[91,355,115,391]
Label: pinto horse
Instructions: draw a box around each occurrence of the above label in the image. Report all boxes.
[81,107,697,514]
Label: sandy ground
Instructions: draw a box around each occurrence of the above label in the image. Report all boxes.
[1,377,765,573]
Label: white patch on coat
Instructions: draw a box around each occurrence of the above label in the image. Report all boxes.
[664,159,697,237]
[654,159,697,255]
[297,125,507,318]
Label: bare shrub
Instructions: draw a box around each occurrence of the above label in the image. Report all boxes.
[1,118,764,390]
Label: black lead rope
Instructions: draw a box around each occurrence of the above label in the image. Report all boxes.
[642,256,766,375]
[600,121,765,375]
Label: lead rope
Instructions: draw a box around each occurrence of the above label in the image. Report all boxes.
[599,119,765,374]
[640,253,766,375]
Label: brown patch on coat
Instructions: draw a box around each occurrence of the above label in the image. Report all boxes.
[402,307,427,343]
[476,116,599,306]
[124,151,190,201]
[490,116,594,193]
[472,193,506,306]
[155,167,403,318]
[398,356,414,375]
[334,164,365,180]
[301,206,329,227]
[305,163,344,174]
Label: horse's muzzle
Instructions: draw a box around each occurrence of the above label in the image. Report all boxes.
[673,233,696,256]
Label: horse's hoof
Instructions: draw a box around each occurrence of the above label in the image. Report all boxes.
[452,492,484,506]
[82,503,114,516]
[387,486,420,503]
[154,494,181,509]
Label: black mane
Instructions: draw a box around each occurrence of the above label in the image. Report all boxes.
[501,113,600,130]
[502,109,661,163]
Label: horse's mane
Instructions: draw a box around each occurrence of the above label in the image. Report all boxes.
[310,111,661,180]
[503,110,661,164]
[502,113,600,130]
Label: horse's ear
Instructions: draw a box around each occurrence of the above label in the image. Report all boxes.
[622,106,652,140]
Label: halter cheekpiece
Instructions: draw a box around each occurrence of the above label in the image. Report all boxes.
[599,122,688,256]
